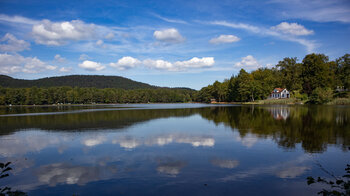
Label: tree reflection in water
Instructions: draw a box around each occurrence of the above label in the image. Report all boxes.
[0,105,349,153]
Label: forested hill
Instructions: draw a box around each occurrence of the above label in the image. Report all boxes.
[0,75,158,89]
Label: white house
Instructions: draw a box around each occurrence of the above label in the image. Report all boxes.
[269,88,290,99]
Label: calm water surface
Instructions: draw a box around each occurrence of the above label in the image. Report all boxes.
[0,104,349,195]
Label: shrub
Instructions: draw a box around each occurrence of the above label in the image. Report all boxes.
[309,88,333,104]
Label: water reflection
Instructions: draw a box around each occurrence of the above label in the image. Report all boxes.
[265,106,290,120]
[210,159,239,169]
[0,105,349,152]
[156,158,186,177]
[0,104,348,195]
[221,155,311,181]
[112,134,215,150]
[36,163,117,186]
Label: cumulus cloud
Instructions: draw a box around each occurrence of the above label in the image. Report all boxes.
[234,55,261,70]
[0,33,30,52]
[174,57,214,69]
[32,19,96,46]
[153,28,185,43]
[144,57,214,71]
[209,34,240,44]
[0,53,56,74]
[78,60,105,71]
[143,59,173,70]
[271,22,314,36]
[109,56,141,70]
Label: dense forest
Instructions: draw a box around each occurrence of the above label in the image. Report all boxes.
[0,53,349,105]
[196,53,350,104]
[0,87,195,105]
[0,75,156,89]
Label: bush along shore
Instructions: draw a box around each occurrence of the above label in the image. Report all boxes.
[196,53,350,105]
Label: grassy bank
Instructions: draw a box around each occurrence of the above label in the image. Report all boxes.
[243,98,302,105]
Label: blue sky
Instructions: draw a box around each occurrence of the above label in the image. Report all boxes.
[0,0,349,89]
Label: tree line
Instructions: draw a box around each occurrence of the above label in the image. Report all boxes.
[0,87,195,105]
[1,53,349,105]
[195,53,350,103]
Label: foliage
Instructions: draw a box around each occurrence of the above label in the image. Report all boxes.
[309,88,333,104]
[195,53,349,104]
[327,98,350,105]
[0,162,27,196]
[0,86,195,105]
[307,164,350,196]
[0,75,158,89]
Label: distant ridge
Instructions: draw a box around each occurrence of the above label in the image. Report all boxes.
[0,75,159,90]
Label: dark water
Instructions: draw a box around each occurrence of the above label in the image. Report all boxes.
[0,104,349,196]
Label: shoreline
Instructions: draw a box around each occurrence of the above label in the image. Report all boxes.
[1,97,350,107]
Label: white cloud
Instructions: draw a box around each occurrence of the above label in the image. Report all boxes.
[143,59,174,70]
[144,57,214,71]
[59,67,72,72]
[32,19,96,46]
[0,33,30,52]
[0,14,38,25]
[271,22,314,36]
[54,54,66,63]
[208,20,316,52]
[0,53,56,74]
[152,14,188,24]
[109,56,141,70]
[234,55,261,70]
[153,28,185,43]
[174,57,215,69]
[209,21,260,33]
[96,39,104,46]
[78,60,105,71]
[209,34,240,44]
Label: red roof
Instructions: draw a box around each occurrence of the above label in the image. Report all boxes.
[272,88,285,93]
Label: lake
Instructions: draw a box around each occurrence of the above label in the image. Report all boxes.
[0,104,349,195]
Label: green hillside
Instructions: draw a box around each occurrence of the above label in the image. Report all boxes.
[0,75,157,89]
